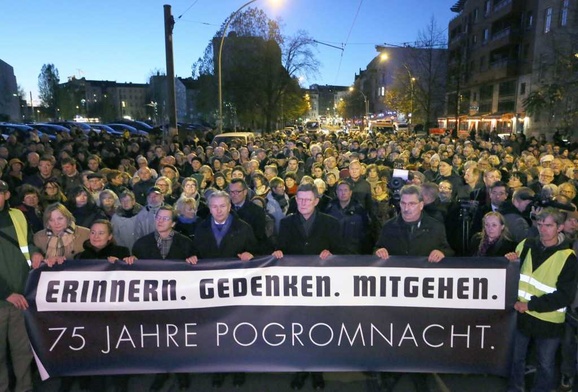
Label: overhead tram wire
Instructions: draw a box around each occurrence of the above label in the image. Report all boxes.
[332,0,364,83]
[176,0,201,22]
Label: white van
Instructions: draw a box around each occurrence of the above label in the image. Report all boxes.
[212,132,255,146]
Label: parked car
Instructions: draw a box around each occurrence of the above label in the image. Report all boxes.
[0,123,53,141]
[51,121,93,135]
[89,124,124,136]
[31,123,71,138]
[113,119,153,132]
[106,123,148,136]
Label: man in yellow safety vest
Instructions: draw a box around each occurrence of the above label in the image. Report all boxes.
[506,207,578,392]
[0,180,43,392]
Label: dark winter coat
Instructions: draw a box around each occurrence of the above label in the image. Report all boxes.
[376,213,455,257]
[193,216,258,259]
[75,241,131,260]
[276,212,345,255]
[132,231,195,261]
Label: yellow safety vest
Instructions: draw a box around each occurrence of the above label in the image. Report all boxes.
[8,209,31,267]
[517,239,574,324]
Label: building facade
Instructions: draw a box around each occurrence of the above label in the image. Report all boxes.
[355,45,447,127]
[306,84,349,125]
[444,0,577,137]
[0,60,21,122]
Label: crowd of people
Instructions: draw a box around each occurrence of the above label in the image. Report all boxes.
[1,124,578,391]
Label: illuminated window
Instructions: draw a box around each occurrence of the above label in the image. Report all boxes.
[560,0,569,26]
[544,7,553,33]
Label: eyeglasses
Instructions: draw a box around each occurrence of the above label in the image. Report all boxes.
[229,190,245,194]
[155,216,172,222]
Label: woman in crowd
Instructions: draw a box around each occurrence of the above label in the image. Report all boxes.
[161,164,182,197]
[111,190,143,252]
[174,196,202,241]
[16,184,44,233]
[252,172,270,197]
[372,180,395,234]
[284,172,298,197]
[180,177,209,219]
[213,172,228,191]
[198,165,214,190]
[508,171,529,194]
[310,163,324,179]
[41,178,67,208]
[3,157,25,191]
[33,203,91,266]
[75,220,130,261]
[469,211,516,257]
[99,189,120,219]
[65,185,108,228]
[155,176,177,205]
[212,157,223,173]
[365,163,380,193]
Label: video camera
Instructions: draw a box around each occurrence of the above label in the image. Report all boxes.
[519,194,576,212]
[389,169,413,204]
[457,198,479,218]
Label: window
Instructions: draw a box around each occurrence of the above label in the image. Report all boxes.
[520,82,526,95]
[472,34,478,44]
[483,28,490,42]
[480,84,493,100]
[560,0,569,26]
[544,7,553,33]
[484,0,491,16]
[499,81,516,96]
[473,8,479,22]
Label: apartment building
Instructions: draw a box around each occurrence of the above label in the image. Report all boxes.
[444,0,577,137]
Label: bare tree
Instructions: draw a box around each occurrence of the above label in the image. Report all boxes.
[410,17,448,128]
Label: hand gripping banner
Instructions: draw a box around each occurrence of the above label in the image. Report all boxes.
[24,256,519,380]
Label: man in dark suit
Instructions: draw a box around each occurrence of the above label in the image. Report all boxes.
[129,205,196,391]
[272,183,345,390]
[189,190,258,387]
[191,190,258,262]
[228,178,271,253]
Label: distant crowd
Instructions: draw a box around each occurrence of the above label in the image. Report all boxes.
[3,124,578,391]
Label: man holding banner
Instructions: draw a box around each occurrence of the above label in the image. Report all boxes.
[273,183,345,390]
[375,183,454,391]
[0,180,42,392]
[506,207,578,392]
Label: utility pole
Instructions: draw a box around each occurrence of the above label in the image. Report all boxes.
[164,4,178,141]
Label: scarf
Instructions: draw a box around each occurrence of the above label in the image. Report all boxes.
[45,225,76,257]
[211,215,233,247]
[272,192,288,210]
[478,236,499,256]
[178,216,197,224]
[155,230,175,259]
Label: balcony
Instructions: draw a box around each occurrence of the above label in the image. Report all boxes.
[471,59,520,84]
[493,0,513,14]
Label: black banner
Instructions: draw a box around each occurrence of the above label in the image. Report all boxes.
[24,256,519,380]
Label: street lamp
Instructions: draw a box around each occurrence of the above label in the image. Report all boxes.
[349,86,368,131]
[378,53,389,114]
[401,63,416,124]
